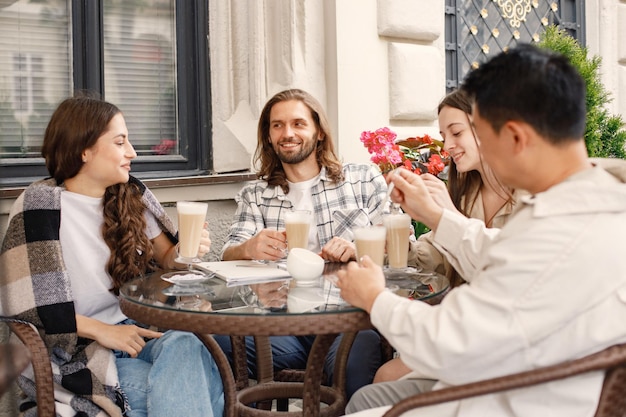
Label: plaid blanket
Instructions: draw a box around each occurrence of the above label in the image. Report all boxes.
[0,176,176,417]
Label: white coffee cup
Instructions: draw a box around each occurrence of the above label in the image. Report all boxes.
[287,287,325,313]
[286,248,324,286]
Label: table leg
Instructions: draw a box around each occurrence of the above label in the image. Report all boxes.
[195,333,238,417]
[301,333,340,417]
[254,336,275,384]
[254,336,275,411]
[328,331,357,393]
[231,335,250,390]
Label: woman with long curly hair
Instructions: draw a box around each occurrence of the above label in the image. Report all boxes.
[0,94,223,417]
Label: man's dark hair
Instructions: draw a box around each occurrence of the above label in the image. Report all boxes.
[461,43,586,145]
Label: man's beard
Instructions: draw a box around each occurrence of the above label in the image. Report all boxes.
[275,138,317,164]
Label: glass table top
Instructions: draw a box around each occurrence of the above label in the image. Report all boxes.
[119,263,449,317]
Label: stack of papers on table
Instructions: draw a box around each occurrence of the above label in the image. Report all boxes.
[193,260,292,286]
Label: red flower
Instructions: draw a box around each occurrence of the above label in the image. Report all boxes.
[360,127,449,178]
[424,154,446,176]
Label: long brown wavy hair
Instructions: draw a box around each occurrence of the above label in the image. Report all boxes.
[255,89,344,193]
[439,89,512,214]
[41,93,154,294]
[438,89,513,287]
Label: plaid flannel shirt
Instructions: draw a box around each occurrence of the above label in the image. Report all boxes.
[221,163,387,257]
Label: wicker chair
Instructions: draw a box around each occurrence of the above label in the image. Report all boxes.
[0,318,55,417]
[382,343,626,417]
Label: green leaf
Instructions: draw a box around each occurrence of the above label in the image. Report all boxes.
[412,220,430,237]
[538,26,626,160]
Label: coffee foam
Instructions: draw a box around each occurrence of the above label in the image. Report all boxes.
[384,214,410,228]
[353,226,386,240]
[177,201,208,215]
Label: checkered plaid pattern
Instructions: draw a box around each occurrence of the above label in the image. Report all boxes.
[221,163,387,256]
[0,176,177,417]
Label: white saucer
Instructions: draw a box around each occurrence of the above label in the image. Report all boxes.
[161,270,214,285]
[161,284,214,297]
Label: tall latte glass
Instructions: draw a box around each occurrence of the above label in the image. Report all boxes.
[284,210,311,252]
[177,201,209,262]
[353,225,387,267]
[383,213,411,270]
[161,201,209,283]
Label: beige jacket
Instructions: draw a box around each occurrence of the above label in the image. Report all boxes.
[359,159,626,417]
[407,188,517,276]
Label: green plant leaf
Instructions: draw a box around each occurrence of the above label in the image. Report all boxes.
[412,220,430,237]
[538,26,626,159]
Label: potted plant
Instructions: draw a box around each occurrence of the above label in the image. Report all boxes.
[538,26,626,159]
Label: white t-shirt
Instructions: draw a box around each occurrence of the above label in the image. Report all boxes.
[287,174,321,252]
[60,190,162,324]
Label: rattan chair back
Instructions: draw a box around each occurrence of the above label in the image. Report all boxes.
[382,343,626,417]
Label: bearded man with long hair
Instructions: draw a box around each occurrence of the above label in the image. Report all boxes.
[218,88,388,399]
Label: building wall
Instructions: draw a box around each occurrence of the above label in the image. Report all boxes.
[2,0,624,249]
[585,0,624,118]
[1,1,624,414]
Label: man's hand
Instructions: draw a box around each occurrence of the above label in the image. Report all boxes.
[197,223,212,258]
[389,169,445,231]
[319,236,356,262]
[250,281,289,309]
[421,174,460,214]
[335,256,386,313]
[224,229,287,261]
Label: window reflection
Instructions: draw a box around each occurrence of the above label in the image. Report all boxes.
[103,0,178,156]
[0,0,71,159]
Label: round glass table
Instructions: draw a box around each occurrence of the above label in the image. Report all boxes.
[119,264,449,417]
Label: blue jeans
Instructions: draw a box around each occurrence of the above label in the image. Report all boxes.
[213,330,382,399]
[115,330,224,417]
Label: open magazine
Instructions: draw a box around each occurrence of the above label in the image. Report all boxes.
[193,260,292,287]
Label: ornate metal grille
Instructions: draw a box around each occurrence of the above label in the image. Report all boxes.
[445,0,585,90]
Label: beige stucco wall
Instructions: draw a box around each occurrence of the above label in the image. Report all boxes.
[2,0,625,414]
[586,0,626,119]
